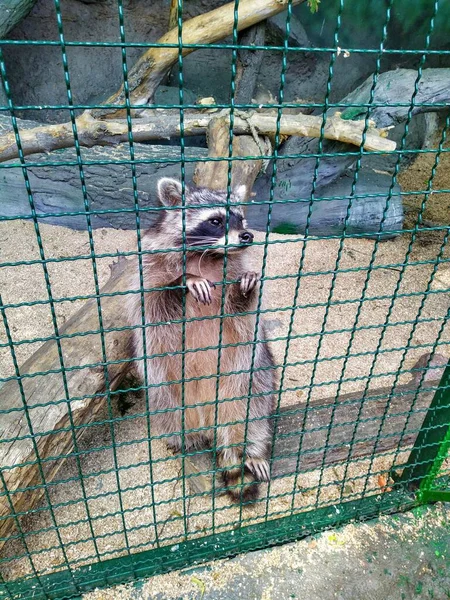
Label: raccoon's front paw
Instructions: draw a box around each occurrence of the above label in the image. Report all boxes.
[186,276,215,305]
[240,271,259,297]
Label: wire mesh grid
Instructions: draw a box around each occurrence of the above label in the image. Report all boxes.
[0,0,450,598]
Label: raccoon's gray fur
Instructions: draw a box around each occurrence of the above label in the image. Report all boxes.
[127,178,276,503]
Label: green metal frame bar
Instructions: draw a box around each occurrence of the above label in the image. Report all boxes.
[420,490,450,502]
[398,361,450,493]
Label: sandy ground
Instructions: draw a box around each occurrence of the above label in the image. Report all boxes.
[1,216,450,585]
[81,502,450,600]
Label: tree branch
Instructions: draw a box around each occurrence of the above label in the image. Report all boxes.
[0,109,395,163]
[193,115,270,196]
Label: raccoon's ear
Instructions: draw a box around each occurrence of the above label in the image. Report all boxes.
[157,178,188,207]
[233,184,247,203]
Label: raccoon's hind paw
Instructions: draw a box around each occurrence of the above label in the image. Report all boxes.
[218,453,261,505]
[245,457,271,482]
[221,467,260,504]
[186,276,215,305]
[239,271,259,297]
[166,436,182,454]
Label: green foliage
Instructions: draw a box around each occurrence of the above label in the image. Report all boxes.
[307,0,320,13]
[298,0,450,52]
[271,221,300,235]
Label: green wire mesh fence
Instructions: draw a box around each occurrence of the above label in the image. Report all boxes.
[1,0,450,597]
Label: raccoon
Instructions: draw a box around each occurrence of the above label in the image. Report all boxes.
[127,178,276,502]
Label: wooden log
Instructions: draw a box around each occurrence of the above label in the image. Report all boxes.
[0,112,209,230]
[184,364,446,495]
[249,163,404,238]
[193,116,233,189]
[193,116,269,198]
[0,0,36,38]
[168,0,178,32]
[0,143,208,230]
[0,109,395,163]
[0,257,134,547]
[230,135,270,200]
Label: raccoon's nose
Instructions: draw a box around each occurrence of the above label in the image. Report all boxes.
[239,231,254,245]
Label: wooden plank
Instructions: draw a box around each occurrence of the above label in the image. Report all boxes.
[184,371,445,495]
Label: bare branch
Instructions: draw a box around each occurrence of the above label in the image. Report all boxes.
[193,116,269,197]
[0,110,396,163]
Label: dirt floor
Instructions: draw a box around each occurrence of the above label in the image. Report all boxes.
[1,208,450,585]
[82,502,450,600]
[399,143,450,243]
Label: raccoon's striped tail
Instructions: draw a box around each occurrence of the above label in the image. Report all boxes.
[219,454,270,504]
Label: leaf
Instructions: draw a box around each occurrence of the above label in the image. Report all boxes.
[307,0,320,13]
[272,222,299,235]
[327,532,345,546]
[344,483,354,495]
[377,474,393,492]
[377,474,388,488]
[191,576,206,599]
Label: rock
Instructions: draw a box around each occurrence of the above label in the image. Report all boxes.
[430,265,450,292]
[336,68,450,128]
[166,45,234,104]
[1,0,227,123]
[248,166,403,239]
[235,22,266,104]
[154,85,197,107]
[266,11,311,48]
[0,0,37,38]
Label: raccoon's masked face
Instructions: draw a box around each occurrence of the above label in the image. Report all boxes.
[157,178,254,254]
[185,206,253,254]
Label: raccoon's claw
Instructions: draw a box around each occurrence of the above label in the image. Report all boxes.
[245,457,270,481]
[240,271,259,297]
[186,276,214,305]
[166,437,181,454]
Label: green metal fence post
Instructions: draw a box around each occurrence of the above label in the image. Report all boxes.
[398,360,450,498]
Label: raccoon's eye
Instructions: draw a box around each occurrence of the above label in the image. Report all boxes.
[209,218,222,227]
